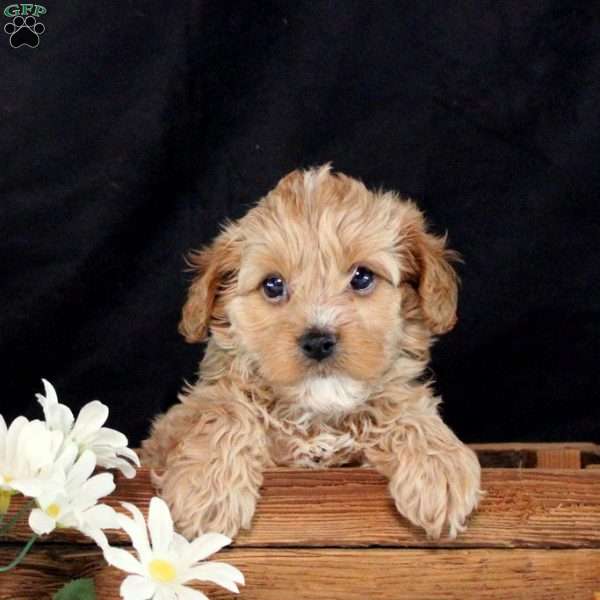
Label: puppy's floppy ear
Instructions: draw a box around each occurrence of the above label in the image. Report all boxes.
[179,226,240,343]
[402,205,460,335]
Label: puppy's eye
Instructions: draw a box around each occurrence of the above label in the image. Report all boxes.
[350,266,375,294]
[262,275,287,301]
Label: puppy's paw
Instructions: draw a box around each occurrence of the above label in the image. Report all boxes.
[152,465,259,539]
[445,446,483,538]
[389,444,482,539]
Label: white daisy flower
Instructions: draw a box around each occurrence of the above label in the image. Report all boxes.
[36,379,140,478]
[28,449,118,547]
[103,497,245,600]
[0,415,65,499]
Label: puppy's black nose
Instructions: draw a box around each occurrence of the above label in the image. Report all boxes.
[299,330,337,361]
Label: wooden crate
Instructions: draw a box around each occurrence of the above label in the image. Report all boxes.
[1,443,600,599]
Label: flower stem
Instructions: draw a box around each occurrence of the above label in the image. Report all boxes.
[0,534,37,572]
[0,499,35,536]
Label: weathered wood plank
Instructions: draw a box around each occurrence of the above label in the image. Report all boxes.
[237,468,600,548]
[470,442,598,453]
[0,545,100,599]
[91,549,600,600]
[473,442,600,469]
[2,469,600,548]
[3,547,599,600]
[537,448,581,469]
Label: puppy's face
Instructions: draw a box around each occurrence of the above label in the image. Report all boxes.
[180,166,458,415]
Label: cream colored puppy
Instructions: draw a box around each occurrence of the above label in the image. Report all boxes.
[142,165,482,540]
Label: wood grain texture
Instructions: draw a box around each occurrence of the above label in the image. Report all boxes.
[470,442,598,452]
[3,547,599,600]
[95,549,600,600]
[537,448,582,469]
[2,468,600,549]
[0,545,100,599]
[472,442,600,469]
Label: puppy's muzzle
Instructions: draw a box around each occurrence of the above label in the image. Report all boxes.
[299,329,337,361]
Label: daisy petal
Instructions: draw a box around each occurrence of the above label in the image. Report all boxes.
[184,533,232,563]
[0,414,7,452]
[204,562,245,585]
[174,586,209,600]
[80,525,109,549]
[183,562,243,593]
[101,457,137,479]
[117,513,152,564]
[5,417,28,466]
[67,450,97,489]
[10,477,44,497]
[82,503,119,530]
[103,546,145,575]
[79,472,116,505]
[95,427,128,448]
[29,508,56,536]
[153,588,177,600]
[148,497,174,554]
[171,532,190,556]
[118,445,141,466]
[37,379,74,432]
[72,401,109,441]
[40,378,59,405]
[55,403,75,433]
[55,442,78,472]
[18,421,62,472]
[120,574,156,600]
[122,501,149,529]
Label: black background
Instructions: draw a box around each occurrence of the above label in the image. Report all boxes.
[2,2,599,446]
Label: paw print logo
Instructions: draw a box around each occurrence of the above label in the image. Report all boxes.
[4,15,45,48]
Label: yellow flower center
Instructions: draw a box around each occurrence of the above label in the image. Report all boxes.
[46,503,61,519]
[3,475,13,484]
[0,490,11,515]
[149,559,177,583]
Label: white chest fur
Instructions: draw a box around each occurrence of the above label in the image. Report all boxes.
[292,375,370,417]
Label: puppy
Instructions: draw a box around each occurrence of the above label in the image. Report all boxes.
[142,165,482,540]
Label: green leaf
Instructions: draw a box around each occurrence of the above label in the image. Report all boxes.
[53,578,96,600]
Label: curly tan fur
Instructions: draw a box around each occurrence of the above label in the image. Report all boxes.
[142,165,482,539]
